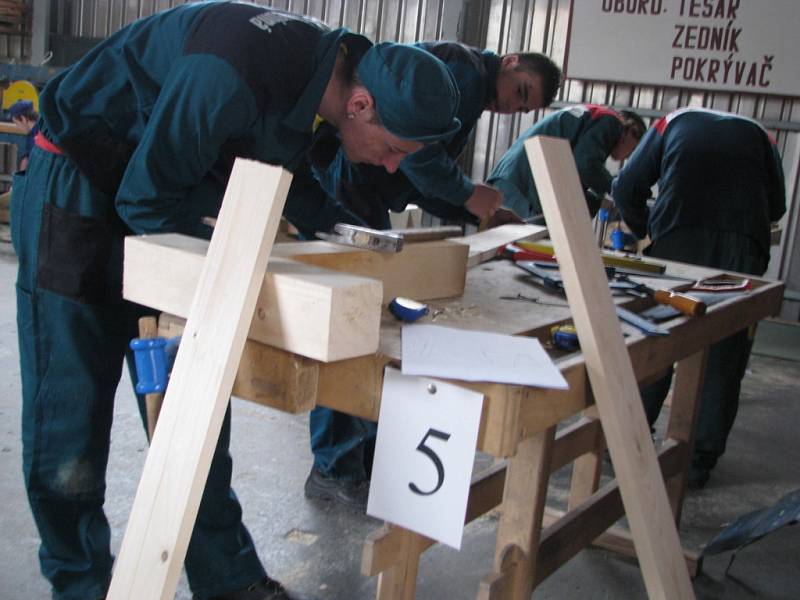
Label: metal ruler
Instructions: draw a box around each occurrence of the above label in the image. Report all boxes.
[615,306,669,336]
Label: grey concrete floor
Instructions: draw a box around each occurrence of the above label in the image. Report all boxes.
[1,239,798,600]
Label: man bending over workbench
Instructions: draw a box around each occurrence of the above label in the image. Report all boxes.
[488,104,646,221]
[612,107,786,489]
[10,3,462,599]
[289,42,561,511]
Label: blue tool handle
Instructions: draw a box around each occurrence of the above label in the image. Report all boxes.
[130,336,181,395]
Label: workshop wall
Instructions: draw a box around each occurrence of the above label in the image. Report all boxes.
[3,0,799,318]
[0,1,29,189]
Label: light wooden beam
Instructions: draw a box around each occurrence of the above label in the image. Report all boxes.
[271,239,468,303]
[107,159,292,599]
[447,223,547,266]
[124,234,383,362]
[526,136,695,600]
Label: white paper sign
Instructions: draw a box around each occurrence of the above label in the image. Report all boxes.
[567,0,800,97]
[367,368,484,550]
[402,324,568,389]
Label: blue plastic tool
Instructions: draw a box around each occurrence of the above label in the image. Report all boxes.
[389,297,429,322]
[551,324,579,351]
[130,335,181,395]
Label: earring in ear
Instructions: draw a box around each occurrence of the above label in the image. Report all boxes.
[347,113,355,120]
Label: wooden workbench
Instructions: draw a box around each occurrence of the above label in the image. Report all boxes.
[156,255,783,599]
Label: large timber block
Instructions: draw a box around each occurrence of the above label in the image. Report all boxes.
[123,233,382,362]
[272,239,469,304]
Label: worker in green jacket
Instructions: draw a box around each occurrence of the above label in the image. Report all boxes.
[10,3,460,600]
[488,104,645,220]
[297,42,561,511]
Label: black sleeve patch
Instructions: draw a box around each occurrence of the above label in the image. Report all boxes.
[184,4,326,110]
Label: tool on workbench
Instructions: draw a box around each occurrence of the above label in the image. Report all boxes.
[498,293,568,307]
[130,318,180,441]
[551,324,580,351]
[596,207,609,248]
[610,272,706,317]
[691,275,752,293]
[615,306,669,336]
[516,261,676,336]
[524,213,545,225]
[316,223,404,252]
[497,243,558,263]
[389,297,429,322]
[514,239,667,275]
[387,225,463,242]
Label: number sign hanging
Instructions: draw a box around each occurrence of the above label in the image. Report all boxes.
[367,367,484,550]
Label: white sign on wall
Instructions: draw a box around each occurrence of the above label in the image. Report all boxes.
[367,368,484,550]
[566,0,800,97]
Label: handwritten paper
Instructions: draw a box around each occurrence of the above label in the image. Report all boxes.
[402,324,568,389]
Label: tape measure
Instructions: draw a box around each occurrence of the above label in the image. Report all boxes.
[389,297,429,323]
[550,324,579,351]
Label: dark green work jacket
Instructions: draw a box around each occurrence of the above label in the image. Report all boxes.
[488,104,625,218]
[38,2,370,236]
[612,108,786,257]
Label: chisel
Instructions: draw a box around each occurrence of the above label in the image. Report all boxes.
[613,273,706,317]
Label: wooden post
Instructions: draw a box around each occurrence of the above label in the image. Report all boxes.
[525,136,695,600]
[665,350,709,521]
[478,426,556,599]
[137,316,164,442]
[107,159,292,600]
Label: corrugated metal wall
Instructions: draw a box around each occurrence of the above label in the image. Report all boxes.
[2,0,799,316]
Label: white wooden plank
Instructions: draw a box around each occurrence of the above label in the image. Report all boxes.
[107,159,292,600]
[123,234,383,362]
[447,224,548,267]
[272,239,468,303]
[525,136,695,600]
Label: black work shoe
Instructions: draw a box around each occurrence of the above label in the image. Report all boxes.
[205,576,314,600]
[686,467,710,490]
[304,467,369,510]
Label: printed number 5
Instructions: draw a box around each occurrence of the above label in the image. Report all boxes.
[409,428,451,496]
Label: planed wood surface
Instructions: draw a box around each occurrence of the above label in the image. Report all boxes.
[447,223,548,267]
[124,234,383,362]
[526,136,695,599]
[108,159,293,599]
[271,239,468,303]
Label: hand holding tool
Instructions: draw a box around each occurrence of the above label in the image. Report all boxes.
[316,223,404,252]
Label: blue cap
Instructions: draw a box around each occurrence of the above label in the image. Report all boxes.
[357,42,461,143]
[8,100,34,119]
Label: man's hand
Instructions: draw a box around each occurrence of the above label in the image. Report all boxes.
[484,207,524,229]
[465,184,502,220]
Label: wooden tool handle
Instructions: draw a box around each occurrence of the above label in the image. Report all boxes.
[652,289,707,317]
[138,316,164,442]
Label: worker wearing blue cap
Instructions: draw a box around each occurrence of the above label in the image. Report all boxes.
[8,99,38,169]
[293,42,561,510]
[286,43,562,236]
[9,3,459,600]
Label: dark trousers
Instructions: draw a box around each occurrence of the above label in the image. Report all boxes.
[12,147,265,600]
[309,407,377,480]
[640,227,767,473]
